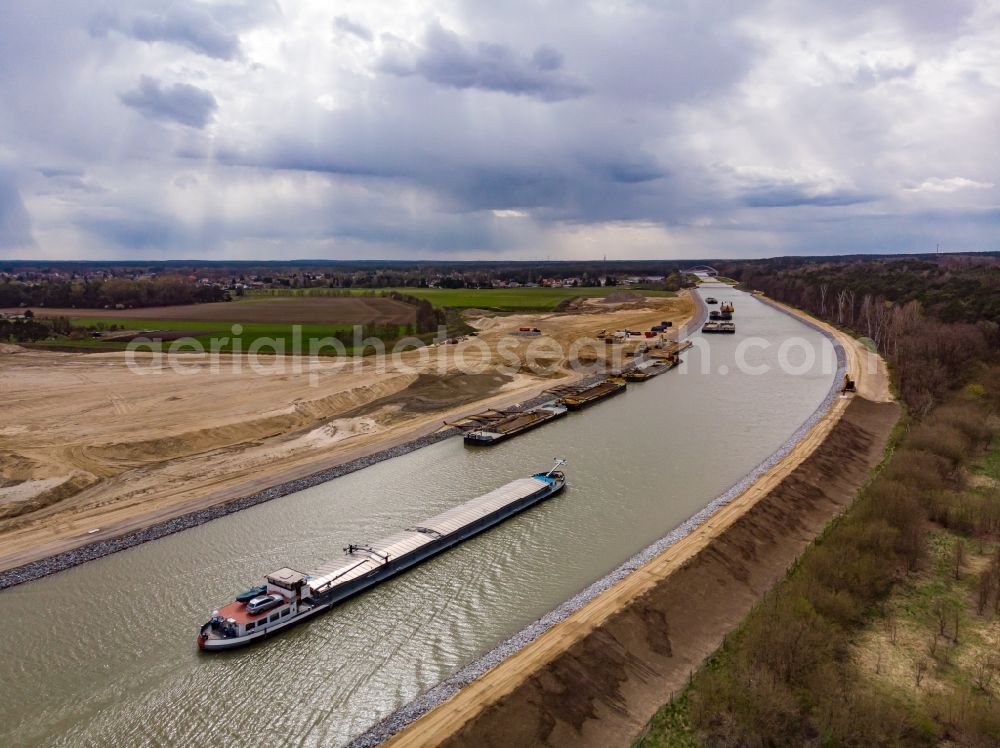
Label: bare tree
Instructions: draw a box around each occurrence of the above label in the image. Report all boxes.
[932,597,951,638]
[887,301,921,362]
[954,538,966,580]
[819,283,829,316]
[972,655,997,694]
[860,294,873,339]
[977,570,993,616]
[872,298,892,353]
[883,607,899,645]
[835,289,848,325]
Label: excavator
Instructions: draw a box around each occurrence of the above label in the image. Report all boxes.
[843,374,856,394]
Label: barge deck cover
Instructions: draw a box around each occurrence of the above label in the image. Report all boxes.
[308,477,549,593]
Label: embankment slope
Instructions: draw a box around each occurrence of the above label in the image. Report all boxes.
[423,397,898,748]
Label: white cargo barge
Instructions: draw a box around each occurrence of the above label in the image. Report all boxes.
[198,462,567,651]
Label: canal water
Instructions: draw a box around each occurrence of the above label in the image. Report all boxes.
[0,286,836,747]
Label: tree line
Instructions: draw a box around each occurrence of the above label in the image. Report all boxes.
[637,258,1000,746]
[643,378,1000,746]
[0,314,72,342]
[721,257,998,413]
[723,255,999,325]
[380,291,445,333]
[0,275,228,310]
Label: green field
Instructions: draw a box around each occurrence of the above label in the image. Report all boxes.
[21,286,675,353]
[41,319,409,355]
[249,286,676,310]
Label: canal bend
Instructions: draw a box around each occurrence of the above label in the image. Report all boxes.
[0,285,836,747]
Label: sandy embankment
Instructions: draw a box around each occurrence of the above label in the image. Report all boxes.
[376,299,896,748]
[0,293,692,576]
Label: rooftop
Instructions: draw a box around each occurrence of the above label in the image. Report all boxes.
[267,567,307,589]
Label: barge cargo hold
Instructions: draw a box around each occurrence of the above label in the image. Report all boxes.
[555,378,627,410]
[702,321,736,334]
[464,402,568,445]
[198,463,567,651]
[622,358,679,381]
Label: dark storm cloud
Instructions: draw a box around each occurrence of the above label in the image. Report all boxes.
[1,0,997,260]
[120,76,218,128]
[531,46,563,71]
[223,129,674,224]
[0,173,36,250]
[79,211,207,251]
[743,186,877,208]
[38,167,105,194]
[602,161,667,185]
[214,142,405,179]
[39,167,84,179]
[379,21,589,101]
[334,15,373,42]
[91,2,243,60]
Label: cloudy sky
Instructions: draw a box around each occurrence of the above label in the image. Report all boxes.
[1,1,998,261]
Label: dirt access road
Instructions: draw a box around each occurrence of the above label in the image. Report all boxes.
[383,298,896,748]
[0,293,692,574]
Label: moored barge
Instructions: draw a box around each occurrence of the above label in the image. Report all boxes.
[621,357,680,381]
[464,402,568,445]
[556,377,627,410]
[198,463,567,651]
[701,321,736,334]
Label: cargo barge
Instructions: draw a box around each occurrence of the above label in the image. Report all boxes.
[198,462,567,651]
[701,321,736,334]
[464,402,568,445]
[555,377,627,410]
[621,357,680,381]
[709,302,733,322]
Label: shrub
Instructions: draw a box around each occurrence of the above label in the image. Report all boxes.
[883,448,951,491]
[909,423,971,466]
